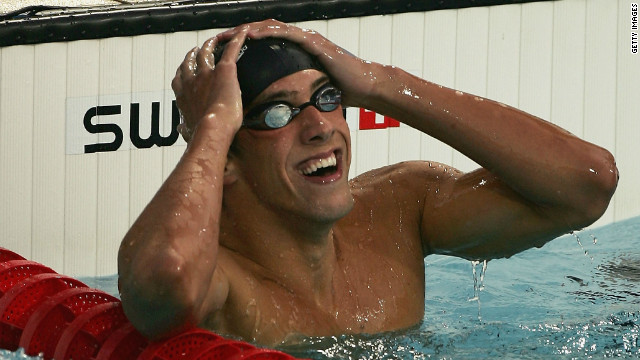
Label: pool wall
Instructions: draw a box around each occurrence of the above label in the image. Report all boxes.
[0,0,637,277]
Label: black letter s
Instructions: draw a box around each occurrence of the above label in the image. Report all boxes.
[83,105,123,153]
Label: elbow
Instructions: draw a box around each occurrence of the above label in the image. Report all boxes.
[118,250,200,339]
[121,295,197,340]
[572,148,619,228]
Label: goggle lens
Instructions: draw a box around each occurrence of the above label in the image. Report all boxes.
[244,84,342,130]
[316,87,341,111]
[264,104,293,129]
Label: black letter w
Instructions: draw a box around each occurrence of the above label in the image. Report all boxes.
[130,102,179,148]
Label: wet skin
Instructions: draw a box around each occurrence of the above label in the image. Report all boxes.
[208,71,427,344]
[118,20,618,346]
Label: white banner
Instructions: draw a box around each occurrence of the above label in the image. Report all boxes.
[65,90,184,155]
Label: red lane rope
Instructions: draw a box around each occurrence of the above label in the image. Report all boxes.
[0,273,87,351]
[0,248,303,360]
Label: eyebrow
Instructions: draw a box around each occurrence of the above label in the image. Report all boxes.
[256,75,330,105]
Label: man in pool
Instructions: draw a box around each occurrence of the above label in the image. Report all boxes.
[117,20,618,345]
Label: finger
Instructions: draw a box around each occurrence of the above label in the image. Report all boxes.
[245,19,290,39]
[179,47,199,77]
[218,27,249,64]
[245,22,320,54]
[183,46,197,62]
[197,37,218,71]
[215,22,254,42]
[215,27,236,42]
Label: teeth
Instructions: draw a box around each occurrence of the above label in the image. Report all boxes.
[300,153,337,175]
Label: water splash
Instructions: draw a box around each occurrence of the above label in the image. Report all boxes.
[468,260,488,322]
[571,231,594,261]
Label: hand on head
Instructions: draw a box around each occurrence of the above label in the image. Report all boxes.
[172,27,249,143]
[216,19,378,109]
[173,19,382,144]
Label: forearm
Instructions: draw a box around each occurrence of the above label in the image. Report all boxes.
[118,118,233,338]
[367,65,617,224]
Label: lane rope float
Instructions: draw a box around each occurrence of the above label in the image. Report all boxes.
[0,247,303,360]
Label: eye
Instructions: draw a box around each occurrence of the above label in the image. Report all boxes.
[315,86,341,111]
[264,104,293,129]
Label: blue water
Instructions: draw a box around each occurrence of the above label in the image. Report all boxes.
[281,216,640,359]
[2,216,639,359]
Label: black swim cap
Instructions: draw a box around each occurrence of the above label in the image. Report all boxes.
[215,38,325,107]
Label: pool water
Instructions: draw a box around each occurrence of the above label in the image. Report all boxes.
[2,216,638,359]
[281,216,640,359]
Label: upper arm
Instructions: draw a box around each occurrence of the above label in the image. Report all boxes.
[421,166,576,260]
[350,160,577,261]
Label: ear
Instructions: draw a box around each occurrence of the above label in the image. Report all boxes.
[223,154,239,186]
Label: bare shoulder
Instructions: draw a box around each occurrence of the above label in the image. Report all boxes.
[348,160,460,204]
[337,161,459,257]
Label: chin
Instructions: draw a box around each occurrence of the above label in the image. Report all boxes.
[311,192,355,224]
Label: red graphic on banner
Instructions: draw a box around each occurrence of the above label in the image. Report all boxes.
[358,108,400,130]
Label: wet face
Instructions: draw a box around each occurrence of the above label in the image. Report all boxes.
[230,70,354,224]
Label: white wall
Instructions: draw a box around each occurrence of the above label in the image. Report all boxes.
[0,0,637,276]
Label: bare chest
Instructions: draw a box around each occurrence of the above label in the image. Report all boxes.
[329,253,425,333]
[214,246,424,345]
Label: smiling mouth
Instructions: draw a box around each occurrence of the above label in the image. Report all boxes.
[299,152,339,177]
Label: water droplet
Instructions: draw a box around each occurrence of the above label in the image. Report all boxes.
[572,232,594,261]
[468,260,487,322]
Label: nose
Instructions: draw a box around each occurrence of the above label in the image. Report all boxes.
[299,106,335,145]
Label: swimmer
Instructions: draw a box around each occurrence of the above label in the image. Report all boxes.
[117,20,618,345]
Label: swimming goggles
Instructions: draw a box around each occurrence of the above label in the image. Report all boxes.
[242,84,342,130]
